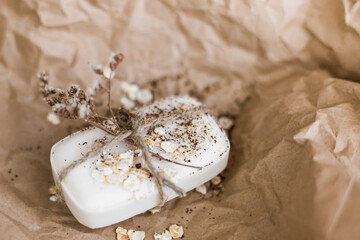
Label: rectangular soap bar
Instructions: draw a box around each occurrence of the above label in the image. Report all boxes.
[50,96,230,228]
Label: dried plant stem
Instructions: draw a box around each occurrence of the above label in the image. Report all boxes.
[87,120,117,136]
[106,76,121,131]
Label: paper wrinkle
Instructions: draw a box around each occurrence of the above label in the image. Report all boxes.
[2,0,360,239]
[343,0,360,35]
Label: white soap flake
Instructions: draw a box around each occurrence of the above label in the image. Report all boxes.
[169,224,184,239]
[123,174,141,191]
[121,97,136,110]
[49,195,57,202]
[154,127,166,136]
[159,230,172,240]
[116,227,129,240]
[136,89,153,104]
[149,208,160,214]
[195,184,207,195]
[134,149,143,157]
[102,166,113,176]
[161,141,179,153]
[128,229,145,240]
[153,233,163,240]
[163,168,177,181]
[47,112,60,125]
[211,175,222,185]
[219,116,234,130]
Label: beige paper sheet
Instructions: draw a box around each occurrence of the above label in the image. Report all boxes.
[1,0,360,239]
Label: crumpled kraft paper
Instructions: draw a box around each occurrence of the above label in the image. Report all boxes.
[1,0,360,239]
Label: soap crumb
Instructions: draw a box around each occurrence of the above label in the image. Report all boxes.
[128,229,145,240]
[149,208,160,214]
[218,116,234,130]
[211,175,222,185]
[49,195,57,202]
[154,230,172,240]
[169,224,184,239]
[47,112,60,125]
[161,141,179,153]
[162,168,178,181]
[195,184,207,195]
[116,227,129,240]
[154,225,184,240]
[154,127,165,136]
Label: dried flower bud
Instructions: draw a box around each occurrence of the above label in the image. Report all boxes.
[109,52,124,71]
[90,64,104,75]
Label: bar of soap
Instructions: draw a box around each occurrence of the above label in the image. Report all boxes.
[50,96,230,229]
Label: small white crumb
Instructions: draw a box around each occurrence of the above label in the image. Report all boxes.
[153,233,163,240]
[154,127,166,136]
[123,174,141,191]
[149,207,160,214]
[169,224,184,239]
[136,89,153,104]
[154,232,171,240]
[47,112,60,125]
[116,227,129,240]
[161,141,179,153]
[49,195,57,202]
[211,175,222,185]
[121,82,139,100]
[218,116,234,130]
[128,229,145,240]
[134,149,143,157]
[121,97,136,110]
[163,168,177,180]
[101,167,113,176]
[195,184,207,195]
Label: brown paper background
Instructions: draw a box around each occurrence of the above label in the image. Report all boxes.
[1,0,360,239]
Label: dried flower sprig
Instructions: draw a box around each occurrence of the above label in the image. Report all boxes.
[40,52,190,208]
[39,53,125,136]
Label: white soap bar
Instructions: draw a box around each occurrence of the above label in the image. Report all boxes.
[50,96,230,229]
